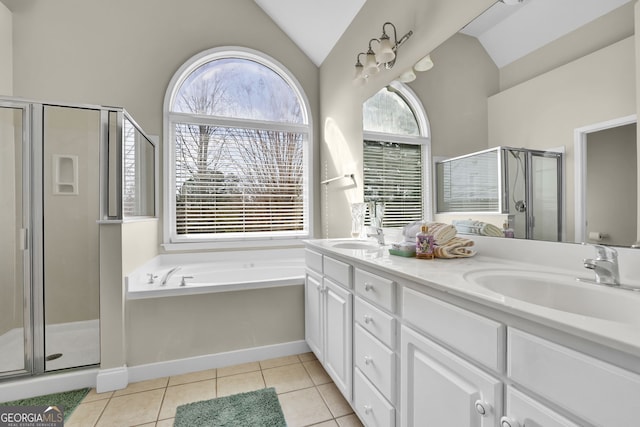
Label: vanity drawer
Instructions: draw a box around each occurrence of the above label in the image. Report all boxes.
[508,328,640,427]
[354,324,395,402]
[403,287,505,372]
[323,256,352,288]
[355,296,395,348]
[354,368,395,427]
[305,249,323,274]
[355,268,395,311]
[504,386,580,427]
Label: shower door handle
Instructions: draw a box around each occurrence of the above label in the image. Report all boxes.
[19,228,28,250]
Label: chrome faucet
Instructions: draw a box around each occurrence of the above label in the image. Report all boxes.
[367,227,385,246]
[583,244,620,286]
[161,266,181,285]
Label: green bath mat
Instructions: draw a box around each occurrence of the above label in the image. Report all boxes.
[174,387,286,427]
[0,387,90,421]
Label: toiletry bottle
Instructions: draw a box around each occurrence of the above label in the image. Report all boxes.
[503,220,514,238]
[416,224,435,259]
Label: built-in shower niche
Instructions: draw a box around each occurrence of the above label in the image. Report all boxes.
[435,146,563,241]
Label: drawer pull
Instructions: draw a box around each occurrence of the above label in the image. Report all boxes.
[499,416,521,427]
[364,404,373,414]
[363,314,373,324]
[474,400,492,416]
[364,355,373,365]
[364,282,374,292]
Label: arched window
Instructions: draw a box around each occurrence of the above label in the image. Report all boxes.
[163,47,312,246]
[363,82,431,227]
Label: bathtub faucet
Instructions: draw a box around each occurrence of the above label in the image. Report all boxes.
[161,266,182,286]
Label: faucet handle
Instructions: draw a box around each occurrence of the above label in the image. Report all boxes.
[593,244,618,261]
[147,273,158,284]
[180,276,194,287]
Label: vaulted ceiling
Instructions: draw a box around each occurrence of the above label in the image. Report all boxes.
[253,0,634,68]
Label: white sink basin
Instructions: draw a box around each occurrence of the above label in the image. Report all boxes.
[328,239,381,251]
[464,269,640,326]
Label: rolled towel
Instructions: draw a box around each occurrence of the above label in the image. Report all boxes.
[425,222,457,245]
[404,221,457,246]
[433,237,476,259]
[481,223,504,237]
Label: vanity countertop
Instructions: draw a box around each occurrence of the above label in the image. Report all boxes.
[304,238,640,358]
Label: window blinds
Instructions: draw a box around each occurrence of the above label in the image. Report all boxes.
[363,140,423,227]
[174,123,306,235]
[436,150,500,212]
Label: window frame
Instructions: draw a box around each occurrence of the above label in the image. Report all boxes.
[362,81,432,225]
[162,46,313,250]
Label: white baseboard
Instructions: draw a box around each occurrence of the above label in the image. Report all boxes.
[96,366,129,393]
[128,340,310,383]
[0,368,98,402]
[0,340,310,400]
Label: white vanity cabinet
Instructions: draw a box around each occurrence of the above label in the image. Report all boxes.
[352,268,397,427]
[401,287,503,427]
[304,249,353,400]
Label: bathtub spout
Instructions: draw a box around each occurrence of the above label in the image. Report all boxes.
[161,266,181,285]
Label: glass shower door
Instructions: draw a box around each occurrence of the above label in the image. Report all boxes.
[43,105,101,371]
[0,105,30,377]
[530,153,561,242]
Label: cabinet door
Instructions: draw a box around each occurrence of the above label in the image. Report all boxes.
[304,271,323,361]
[502,386,581,427]
[324,278,353,400]
[401,326,502,427]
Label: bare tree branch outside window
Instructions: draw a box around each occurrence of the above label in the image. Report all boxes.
[172,58,306,235]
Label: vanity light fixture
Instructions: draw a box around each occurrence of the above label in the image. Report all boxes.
[397,53,433,83]
[353,22,413,84]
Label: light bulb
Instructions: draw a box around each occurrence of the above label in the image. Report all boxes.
[376,36,395,64]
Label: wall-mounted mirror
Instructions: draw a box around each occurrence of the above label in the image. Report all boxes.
[397,0,637,247]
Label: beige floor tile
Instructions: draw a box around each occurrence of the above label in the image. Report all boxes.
[310,421,339,427]
[134,423,155,427]
[298,352,317,362]
[259,354,301,369]
[263,363,314,394]
[217,361,261,377]
[216,371,265,397]
[112,377,168,397]
[304,360,333,385]
[168,368,217,386]
[158,379,216,420]
[318,383,353,418]
[96,388,164,427]
[81,388,113,403]
[65,399,109,427]
[279,387,333,427]
[156,419,175,427]
[336,413,364,427]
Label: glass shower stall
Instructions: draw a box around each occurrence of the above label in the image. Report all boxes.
[436,146,563,241]
[0,98,156,379]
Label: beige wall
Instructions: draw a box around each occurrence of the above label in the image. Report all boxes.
[5,0,322,244]
[126,285,304,366]
[408,33,499,159]
[0,2,11,95]
[122,220,159,276]
[488,37,636,242]
[319,0,495,238]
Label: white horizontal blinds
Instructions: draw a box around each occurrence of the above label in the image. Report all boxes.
[363,140,423,227]
[122,118,137,216]
[437,150,499,212]
[175,123,305,235]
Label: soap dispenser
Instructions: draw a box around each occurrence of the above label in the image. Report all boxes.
[503,220,514,238]
[416,224,435,259]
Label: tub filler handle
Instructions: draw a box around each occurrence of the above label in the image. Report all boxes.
[180,276,194,287]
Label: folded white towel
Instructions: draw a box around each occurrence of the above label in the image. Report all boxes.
[403,221,457,245]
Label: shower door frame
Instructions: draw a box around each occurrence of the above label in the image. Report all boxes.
[502,147,564,241]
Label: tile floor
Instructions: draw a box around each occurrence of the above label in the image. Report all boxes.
[66,352,364,427]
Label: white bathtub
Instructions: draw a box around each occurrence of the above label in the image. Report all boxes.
[126,248,305,299]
